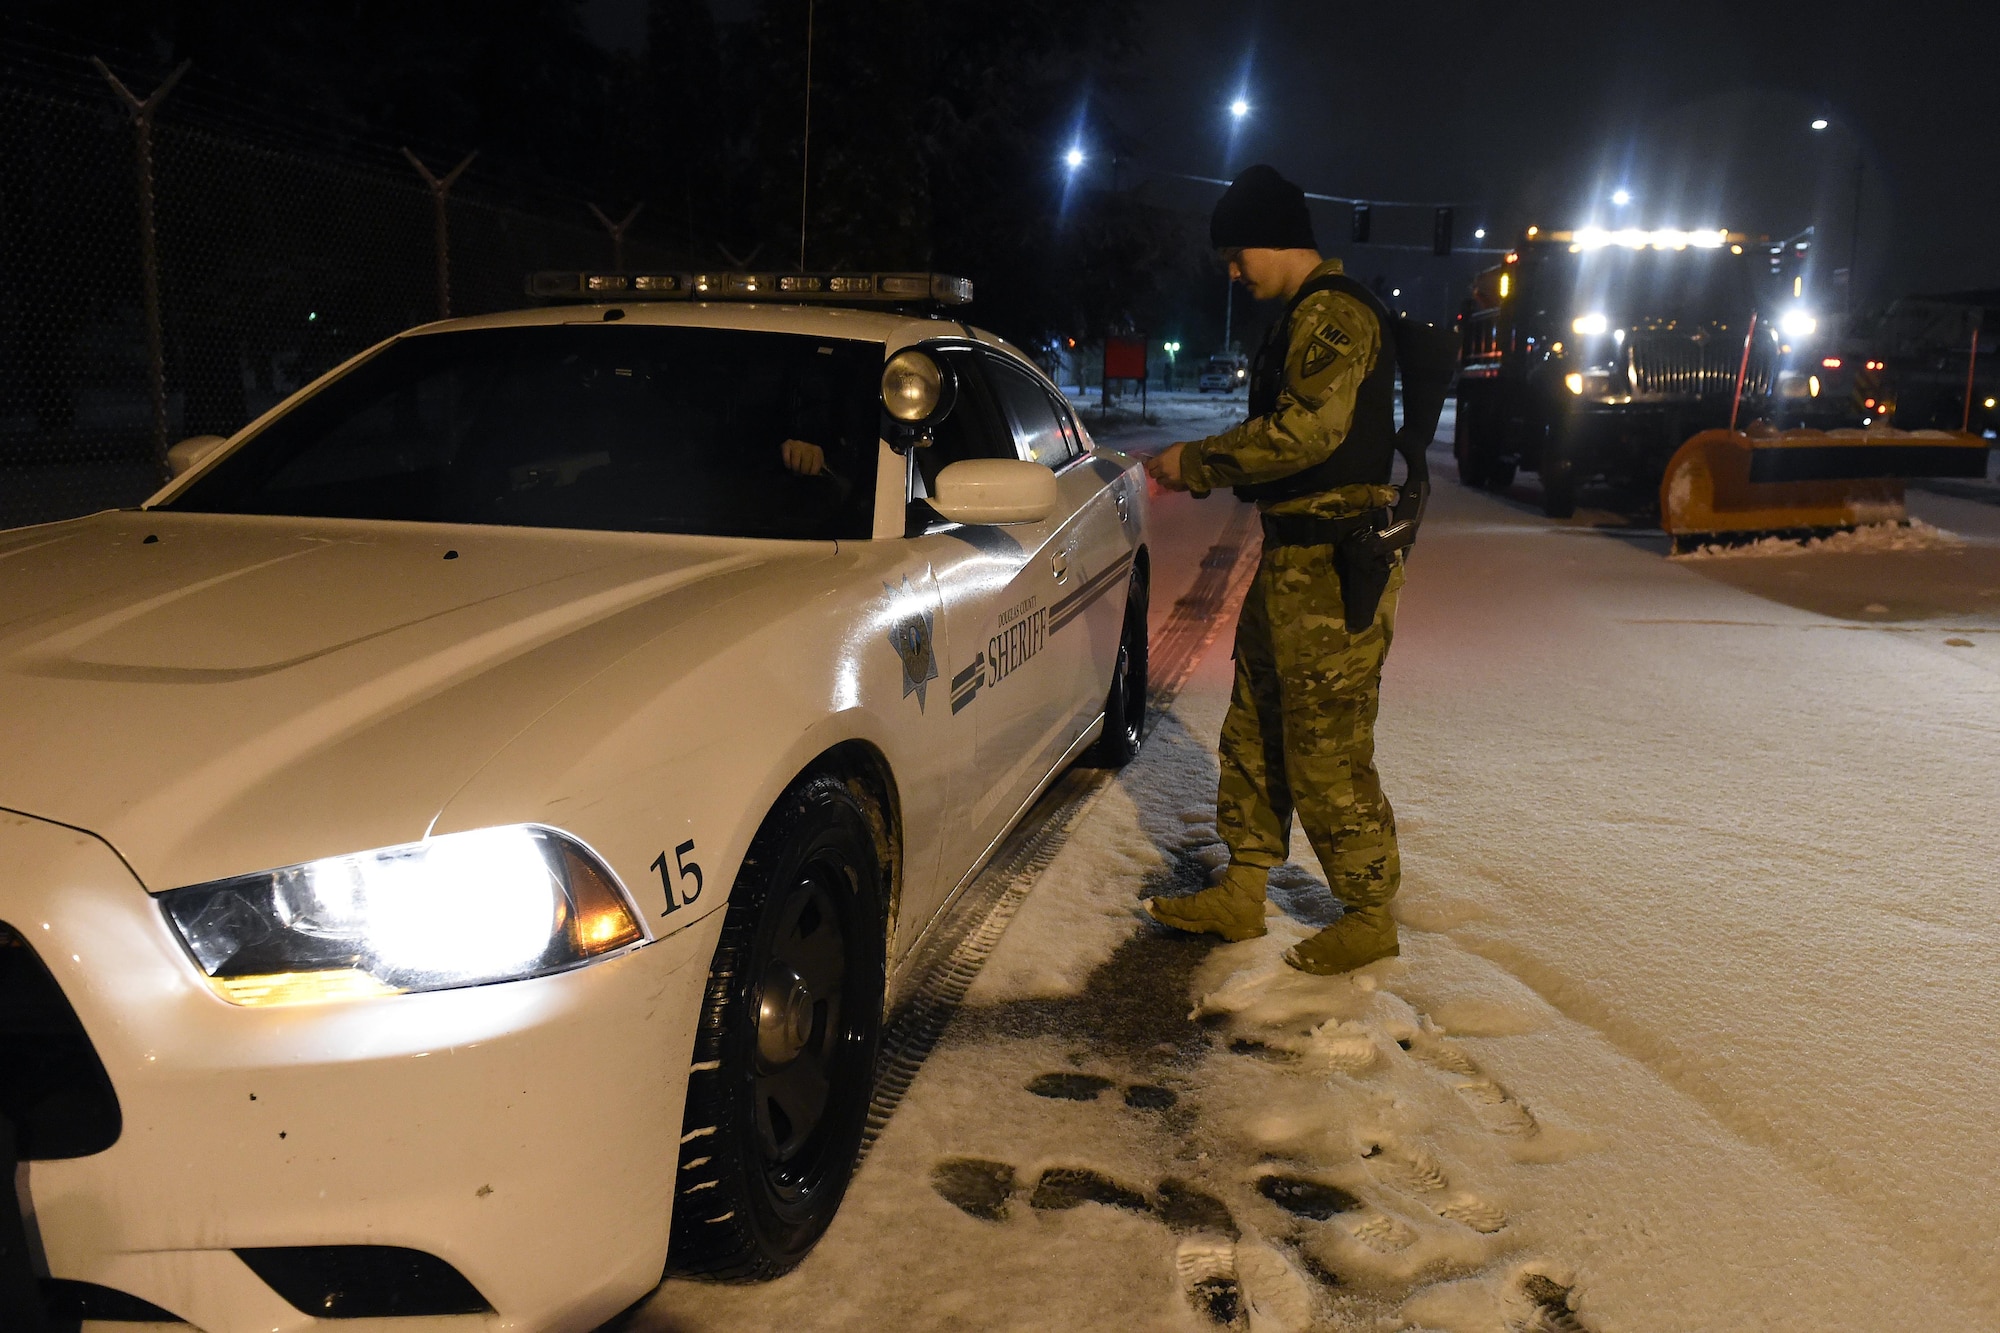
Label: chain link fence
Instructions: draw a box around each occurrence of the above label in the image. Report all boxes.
[1,29,669,529]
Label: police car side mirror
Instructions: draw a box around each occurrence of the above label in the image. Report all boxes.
[167,435,229,479]
[928,458,1058,526]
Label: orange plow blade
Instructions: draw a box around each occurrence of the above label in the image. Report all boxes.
[1659,427,1990,552]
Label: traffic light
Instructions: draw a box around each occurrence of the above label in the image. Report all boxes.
[1433,207,1454,256]
[1351,204,1371,245]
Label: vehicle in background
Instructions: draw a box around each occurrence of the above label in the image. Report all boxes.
[1858,292,1997,437]
[1197,353,1248,393]
[1452,227,1845,517]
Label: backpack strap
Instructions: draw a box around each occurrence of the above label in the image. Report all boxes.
[1285,273,1457,554]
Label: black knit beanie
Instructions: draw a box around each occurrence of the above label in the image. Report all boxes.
[1209,164,1316,251]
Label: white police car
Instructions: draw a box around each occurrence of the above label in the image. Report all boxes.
[1,271,1148,1331]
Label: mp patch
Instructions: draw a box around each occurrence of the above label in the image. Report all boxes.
[1300,321,1355,381]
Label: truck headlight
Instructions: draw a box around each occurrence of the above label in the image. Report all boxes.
[161,826,645,1006]
[1565,366,1618,398]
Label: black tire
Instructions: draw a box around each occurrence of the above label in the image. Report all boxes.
[666,774,886,1281]
[1085,568,1149,767]
[1453,396,1487,489]
[1483,456,1517,492]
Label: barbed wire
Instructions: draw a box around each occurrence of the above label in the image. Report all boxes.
[0,22,673,528]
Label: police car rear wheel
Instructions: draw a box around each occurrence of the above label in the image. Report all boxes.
[1085,570,1148,767]
[667,774,885,1281]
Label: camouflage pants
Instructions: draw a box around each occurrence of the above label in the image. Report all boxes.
[1215,544,1403,909]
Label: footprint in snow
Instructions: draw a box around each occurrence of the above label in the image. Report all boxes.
[1255,1172,1362,1221]
[1024,1071,1178,1109]
[931,1157,1258,1326]
[932,1153,1327,1330]
[932,1157,1235,1236]
[1361,1138,1508,1233]
[1170,1234,1318,1330]
[1505,1271,1590,1333]
[1405,1031,1540,1138]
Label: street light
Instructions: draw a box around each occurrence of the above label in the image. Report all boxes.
[1809,115,1864,315]
[1064,146,1084,171]
[1611,188,1632,207]
[1474,228,1486,240]
[1230,97,1249,119]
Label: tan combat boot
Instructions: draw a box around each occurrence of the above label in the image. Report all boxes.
[1283,903,1398,974]
[1145,864,1269,942]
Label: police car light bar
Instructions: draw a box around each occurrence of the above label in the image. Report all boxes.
[527,271,974,306]
[1537,228,1746,252]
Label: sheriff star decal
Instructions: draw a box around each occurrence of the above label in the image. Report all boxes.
[885,578,939,711]
[1300,322,1355,380]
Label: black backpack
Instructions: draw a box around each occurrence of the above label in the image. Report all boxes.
[1280,272,1458,556]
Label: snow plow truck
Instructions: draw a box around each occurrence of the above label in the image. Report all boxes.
[1452,226,1989,548]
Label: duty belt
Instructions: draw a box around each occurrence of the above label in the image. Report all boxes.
[1258,510,1399,634]
[1259,511,1376,549]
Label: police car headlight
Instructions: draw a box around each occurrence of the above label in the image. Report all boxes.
[883,349,945,422]
[161,826,644,1006]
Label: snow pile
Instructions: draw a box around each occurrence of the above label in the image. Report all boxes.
[1673,518,1965,560]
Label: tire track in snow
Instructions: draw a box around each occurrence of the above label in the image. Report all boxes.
[862,502,1261,1156]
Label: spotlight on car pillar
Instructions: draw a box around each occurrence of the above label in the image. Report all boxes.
[1779,308,1818,339]
[883,349,945,422]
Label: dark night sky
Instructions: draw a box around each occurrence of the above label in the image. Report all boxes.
[591,0,1998,318]
[1101,0,1999,306]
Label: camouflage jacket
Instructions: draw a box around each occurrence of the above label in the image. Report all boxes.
[1181,258,1399,518]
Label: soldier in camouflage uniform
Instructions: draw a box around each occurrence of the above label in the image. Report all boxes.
[1145,165,1405,975]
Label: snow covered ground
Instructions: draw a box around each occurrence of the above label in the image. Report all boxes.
[633,400,2000,1332]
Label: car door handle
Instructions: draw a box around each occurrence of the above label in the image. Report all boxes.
[1114,492,1130,524]
[1051,551,1069,582]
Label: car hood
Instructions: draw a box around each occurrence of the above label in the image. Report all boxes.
[0,510,825,891]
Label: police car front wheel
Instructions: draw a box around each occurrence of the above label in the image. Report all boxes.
[666,774,886,1280]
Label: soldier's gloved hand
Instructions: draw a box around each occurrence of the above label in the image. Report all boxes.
[780,439,828,476]
[1145,442,1192,492]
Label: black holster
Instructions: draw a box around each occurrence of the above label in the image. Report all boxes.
[1260,512,1397,633]
[1332,537,1396,634]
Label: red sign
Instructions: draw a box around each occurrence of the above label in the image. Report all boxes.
[1103,337,1148,381]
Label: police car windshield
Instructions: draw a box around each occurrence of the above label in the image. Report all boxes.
[166,325,881,541]
[1558,249,1758,325]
